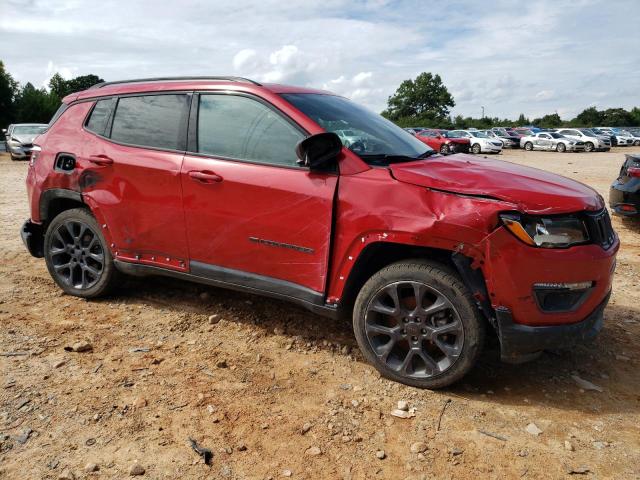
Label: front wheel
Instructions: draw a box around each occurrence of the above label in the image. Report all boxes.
[584,142,594,152]
[634,140,640,146]
[439,144,449,154]
[524,142,533,151]
[556,143,566,153]
[353,260,485,389]
[471,143,481,154]
[44,208,119,298]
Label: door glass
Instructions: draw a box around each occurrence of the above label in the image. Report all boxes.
[197,95,304,167]
[110,94,189,150]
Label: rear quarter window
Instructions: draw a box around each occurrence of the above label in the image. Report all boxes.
[110,94,189,150]
[85,98,116,135]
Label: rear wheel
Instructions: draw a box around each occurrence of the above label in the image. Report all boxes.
[584,142,594,152]
[524,142,533,151]
[353,260,485,389]
[556,143,566,153]
[471,143,481,154]
[44,208,119,298]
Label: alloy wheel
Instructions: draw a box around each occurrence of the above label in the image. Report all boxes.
[364,281,464,379]
[48,220,105,289]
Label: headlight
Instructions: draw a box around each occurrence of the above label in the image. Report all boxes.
[500,213,589,248]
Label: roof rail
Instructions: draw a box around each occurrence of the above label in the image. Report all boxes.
[89,76,262,89]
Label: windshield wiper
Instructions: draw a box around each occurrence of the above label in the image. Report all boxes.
[358,150,438,164]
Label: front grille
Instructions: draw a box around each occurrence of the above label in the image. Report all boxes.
[585,209,615,249]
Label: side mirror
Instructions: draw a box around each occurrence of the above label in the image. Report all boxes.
[296,132,342,171]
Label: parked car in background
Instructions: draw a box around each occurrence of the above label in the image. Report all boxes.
[612,128,639,146]
[412,129,470,154]
[610,153,640,216]
[596,127,633,146]
[590,128,617,146]
[21,76,618,389]
[555,128,610,152]
[513,128,535,137]
[625,129,640,146]
[448,130,503,154]
[3,124,14,152]
[483,130,520,148]
[521,132,585,152]
[6,123,48,161]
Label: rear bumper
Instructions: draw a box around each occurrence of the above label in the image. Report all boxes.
[21,220,44,258]
[497,291,610,362]
[610,183,640,216]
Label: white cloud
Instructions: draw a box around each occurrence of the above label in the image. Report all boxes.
[0,0,638,119]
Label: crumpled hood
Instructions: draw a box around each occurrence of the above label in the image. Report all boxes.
[12,134,38,144]
[390,153,603,214]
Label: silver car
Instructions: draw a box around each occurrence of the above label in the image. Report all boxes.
[5,123,47,160]
[521,132,585,152]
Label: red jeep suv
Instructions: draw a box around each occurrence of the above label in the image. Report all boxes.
[22,76,618,389]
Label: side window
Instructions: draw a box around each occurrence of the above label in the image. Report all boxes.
[85,98,115,135]
[197,94,304,167]
[110,94,189,150]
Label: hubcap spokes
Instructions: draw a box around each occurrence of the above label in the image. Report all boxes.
[365,281,464,379]
[50,221,104,289]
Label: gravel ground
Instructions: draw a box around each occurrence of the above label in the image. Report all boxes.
[0,147,639,479]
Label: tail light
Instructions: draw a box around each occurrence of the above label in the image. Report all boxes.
[628,166,640,178]
[29,145,41,167]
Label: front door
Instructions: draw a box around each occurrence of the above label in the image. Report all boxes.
[181,93,337,296]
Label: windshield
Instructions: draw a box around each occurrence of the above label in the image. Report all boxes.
[13,125,47,136]
[471,131,490,138]
[579,129,596,137]
[281,93,432,163]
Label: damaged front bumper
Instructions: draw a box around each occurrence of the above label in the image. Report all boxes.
[496,291,610,363]
[21,220,44,258]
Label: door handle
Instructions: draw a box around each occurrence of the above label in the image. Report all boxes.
[188,170,223,183]
[88,154,114,166]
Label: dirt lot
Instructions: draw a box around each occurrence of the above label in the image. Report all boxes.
[1,147,639,480]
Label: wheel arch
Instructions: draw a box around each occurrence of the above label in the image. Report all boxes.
[40,189,85,225]
[337,242,457,318]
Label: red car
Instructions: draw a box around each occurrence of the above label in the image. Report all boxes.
[413,129,470,154]
[21,76,618,389]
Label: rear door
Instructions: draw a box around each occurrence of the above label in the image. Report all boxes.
[80,93,190,270]
[180,93,337,297]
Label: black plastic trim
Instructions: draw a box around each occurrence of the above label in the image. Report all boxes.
[39,189,83,221]
[113,260,338,319]
[21,220,44,258]
[496,291,610,362]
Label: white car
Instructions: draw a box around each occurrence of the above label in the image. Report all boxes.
[555,128,610,152]
[595,127,635,146]
[448,130,503,154]
[520,132,585,152]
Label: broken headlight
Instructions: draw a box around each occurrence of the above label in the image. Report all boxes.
[500,213,589,248]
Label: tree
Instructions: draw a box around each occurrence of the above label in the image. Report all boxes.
[382,72,455,122]
[515,114,530,126]
[573,107,603,127]
[14,83,60,124]
[48,73,69,99]
[534,113,562,128]
[0,61,19,129]
[600,108,634,126]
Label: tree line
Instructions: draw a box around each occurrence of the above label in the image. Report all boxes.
[2,62,640,131]
[382,72,640,130]
[0,60,103,129]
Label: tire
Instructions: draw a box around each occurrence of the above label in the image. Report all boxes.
[556,143,566,153]
[471,143,481,154]
[439,144,449,155]
[10,153,18,161]
[524,142,533,151]
[353,260,485,389]
[634,140,640,146]
[44,208,119,298]
[584,142,594,152]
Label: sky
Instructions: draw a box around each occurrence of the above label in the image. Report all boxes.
[1,0,639,120]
